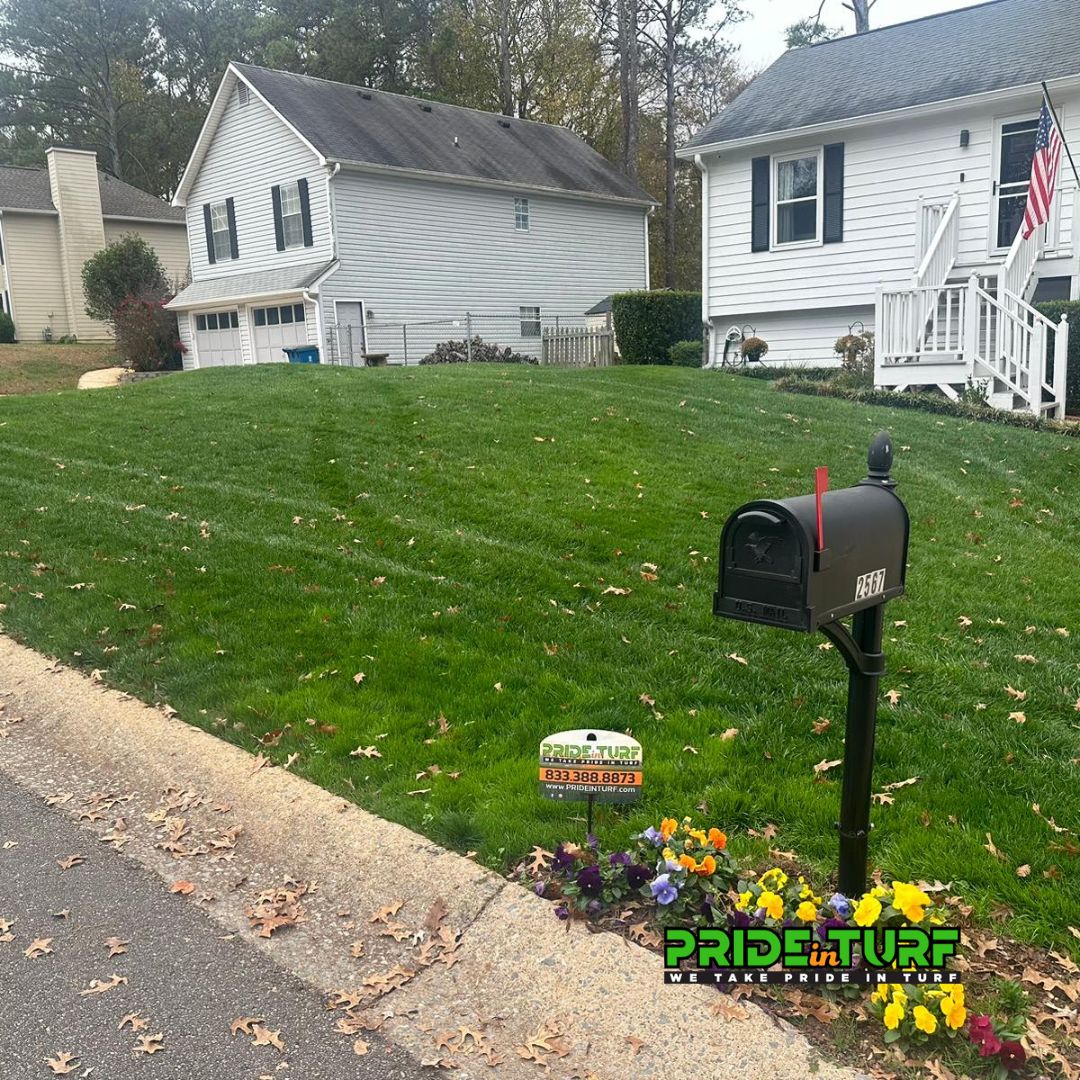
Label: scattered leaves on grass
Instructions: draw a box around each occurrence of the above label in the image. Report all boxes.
[1009,711,1027,724]
[601,586,631,596]
[45,1052,78,1074]
[813,759,842,776]
[350,745,381,759]
[1016,864,1031,878]
[812,717,830,735]
[885,689,902,706]
[1004,685,1027,701]
[352,672,366,685]
[984,834,1006,860]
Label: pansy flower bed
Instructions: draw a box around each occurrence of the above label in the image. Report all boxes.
[523,818,1080,1079]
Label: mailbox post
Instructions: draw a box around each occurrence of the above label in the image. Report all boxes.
[713,432,909,897]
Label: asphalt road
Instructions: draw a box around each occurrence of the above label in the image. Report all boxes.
[0,779,429,1080]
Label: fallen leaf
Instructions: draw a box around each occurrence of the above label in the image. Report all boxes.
[682,745,698,755]
[728,653,748,666]
[1004,685,1027,701]
[80,974,127,996]
[25,938,52,959]
[353,1038,369,1056]
[56,855,84,870]
[104,936,129,957]
[885,689,902,706]
[350,745,381,759]
[814,758,842,776]
[1016,864,1031,878]
[170,880,195,895]
[625,1035,646,1057]
[133,1033,165,1054]
[812,717,830,735]
[119,1013,150,1032]
[251,1025,286,1051]
[984,833,1006,860]
[527,847,553,875]
[1009,711,1027,724]
[370,901,404,924]
[718,727,739,741]
[229,1016,264,1036]
[353,672,366,684]
[46,1052,78,1075]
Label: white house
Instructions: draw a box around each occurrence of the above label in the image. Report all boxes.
[681,0,1080,416]
[0,148,187,342]
[167,64,654,368]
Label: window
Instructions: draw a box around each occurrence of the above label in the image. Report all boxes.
[520,305,541,337]
[195,311,238,332]
[773,151,821,246]
[209,201,233,262]
[279,181,305,248]
[995,117,1040,249]
[253,304,306,328]
[514,197,530,232]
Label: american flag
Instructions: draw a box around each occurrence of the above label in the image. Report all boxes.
[1022,101,1063,239]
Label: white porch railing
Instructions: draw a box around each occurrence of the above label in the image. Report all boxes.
[876,274,1070,417]
[913,193,960,291]
[998,221,1045,307]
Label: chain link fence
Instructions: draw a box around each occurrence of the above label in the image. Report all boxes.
[324,311,609,366]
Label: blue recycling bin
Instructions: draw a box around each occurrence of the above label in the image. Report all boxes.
[284,346,320,364]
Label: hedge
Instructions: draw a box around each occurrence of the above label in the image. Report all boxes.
[1035,300,1080,414]
[611,290,700,365]
[775,375,1080,438]
[668,339,703,367]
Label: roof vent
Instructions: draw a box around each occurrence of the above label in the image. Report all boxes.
[420,103,432,112]
[498,119,510,128]
[358,90,372,100]
[237,83,249,106]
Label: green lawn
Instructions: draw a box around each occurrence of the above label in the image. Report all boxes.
[0,364,1077,949]
[0,342,116,395]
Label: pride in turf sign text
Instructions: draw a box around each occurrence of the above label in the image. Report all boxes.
[663,925,961,986]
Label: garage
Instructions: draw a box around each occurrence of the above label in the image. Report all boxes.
[252,302,309,363]
[194,310,242,367]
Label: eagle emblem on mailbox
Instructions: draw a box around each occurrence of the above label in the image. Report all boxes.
[744,532,775,565]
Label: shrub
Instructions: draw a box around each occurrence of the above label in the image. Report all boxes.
[0,310,14,344]
[1035,300,1080,413]
[668,339,703,367]
[419,337,536,365]
[82,235,168,323]
[611,291,701,365]
[113,296,184,372]
[740,335,769,363]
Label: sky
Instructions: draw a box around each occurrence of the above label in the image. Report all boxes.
[726,0,990,68]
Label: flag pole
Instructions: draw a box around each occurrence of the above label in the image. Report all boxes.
[1042,80,1080,188]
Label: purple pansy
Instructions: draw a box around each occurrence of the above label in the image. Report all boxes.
[626,863,654,889]
[576,864,604,897]
[650,874,679,906]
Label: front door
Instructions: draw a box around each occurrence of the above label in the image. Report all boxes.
[333,301,366,366]
[993,116,1039,251]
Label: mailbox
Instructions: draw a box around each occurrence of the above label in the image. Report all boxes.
[715,437,909,632]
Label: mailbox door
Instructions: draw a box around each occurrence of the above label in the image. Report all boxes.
[716,505,812,630]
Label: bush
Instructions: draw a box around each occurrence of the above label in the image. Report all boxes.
[611,291,701,364]
[1035,300,1080,413]
[113,296,184,372]
[419,337,536,365]
[0,310,14,344]
[668,339,703,367]
[82,235,168,323]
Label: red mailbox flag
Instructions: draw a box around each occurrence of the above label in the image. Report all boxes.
[815,466,829,551]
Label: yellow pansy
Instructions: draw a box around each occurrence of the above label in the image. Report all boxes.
[891,985,907,1003]
[871,885,888,899]
[947,983,965,1007]
[854,894,882,927]
[759,890,784,920]
[799,883,813,900]
[883,1001,904,1030]
[871,984,889,1003]
[736,890,753,911]
[940,995,967,1030]
[913,1006,937,1035]
[893,882,931,923]
[688,828,707,845]
[796,901,818,922]
[662,847,676,863]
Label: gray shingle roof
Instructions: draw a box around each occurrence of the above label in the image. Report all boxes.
[234,64,654,205]
[685,0,1080,150]
[167,261,334,309]
[0,163,183,221]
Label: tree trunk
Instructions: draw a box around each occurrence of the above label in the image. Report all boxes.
[616,0,639,181]
[663,6,676,287]
[850,0,871,33]
[498,0,514,115]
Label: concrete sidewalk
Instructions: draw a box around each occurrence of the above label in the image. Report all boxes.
[0,633,864,1080]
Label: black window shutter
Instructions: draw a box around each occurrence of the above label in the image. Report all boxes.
[823,143,844,244]
[297,178,313,247]
[225,197,239,259]
[751,156,770,252]
[271,185,285,251]
[203,203,216,264]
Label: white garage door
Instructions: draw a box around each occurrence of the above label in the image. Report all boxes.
[252,302,309,363]
[194,310,242,367]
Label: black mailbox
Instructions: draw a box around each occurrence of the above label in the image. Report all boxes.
[711,431,911,898]
[715,481,909,633]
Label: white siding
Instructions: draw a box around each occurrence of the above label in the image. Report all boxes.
[711,306,873,368]
[702,88,1080,319]
[321,169,648,361]
[185,86,330,282]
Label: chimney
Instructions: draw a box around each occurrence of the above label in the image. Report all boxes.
[46,147,106,339]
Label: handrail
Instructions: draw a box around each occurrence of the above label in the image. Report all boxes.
[914,193,960,289]
[999,223,1044,305]
[999,287,1058,332]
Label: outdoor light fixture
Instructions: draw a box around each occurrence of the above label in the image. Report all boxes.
[713,432,910,895]
[959,129,970,148]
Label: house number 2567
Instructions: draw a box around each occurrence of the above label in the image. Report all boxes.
[854,568,887,601]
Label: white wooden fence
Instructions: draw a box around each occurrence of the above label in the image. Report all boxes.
[540,325,616,367]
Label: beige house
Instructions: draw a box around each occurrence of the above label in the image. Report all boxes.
[0,147,188,342]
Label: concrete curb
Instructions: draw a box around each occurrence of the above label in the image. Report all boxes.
[0,633,865,1079]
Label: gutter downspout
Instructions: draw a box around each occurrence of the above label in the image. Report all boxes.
[694,154,713,368]
[0,211,14,336]
[644,205,653,290]
[315,161,342,360]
